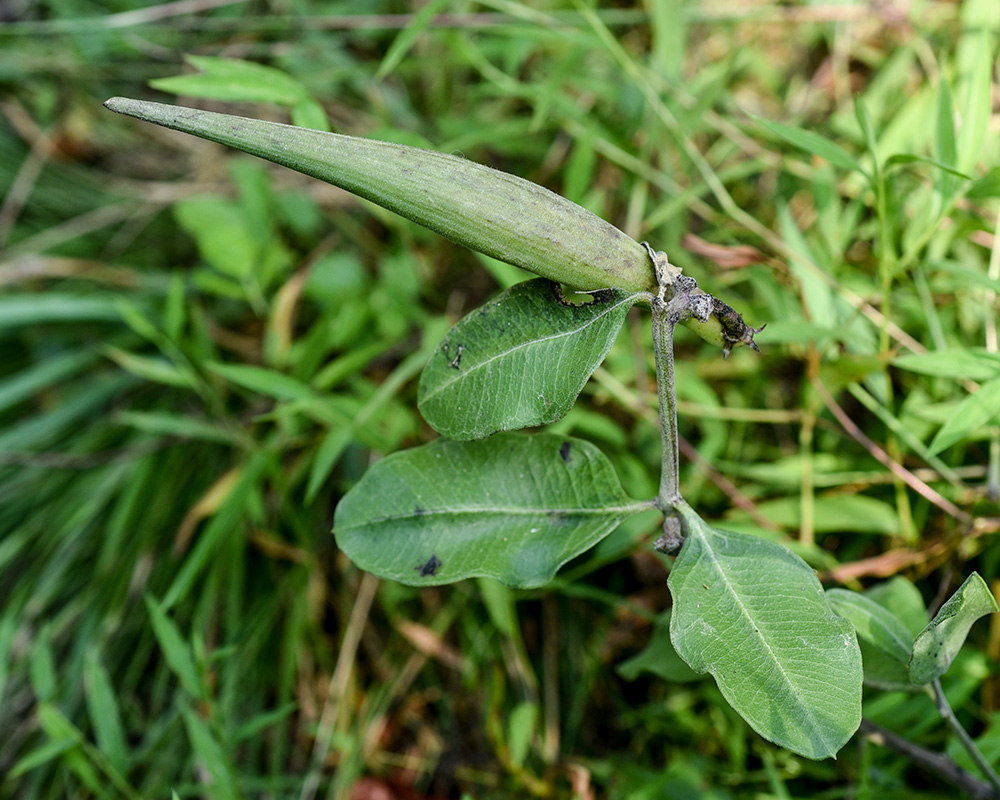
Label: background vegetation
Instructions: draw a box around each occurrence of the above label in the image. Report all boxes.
[2,0,1000,797]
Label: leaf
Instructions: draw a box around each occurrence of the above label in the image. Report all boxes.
[0,294,123,329]
[333,434,646,588]
[751,113,862,174]
[181,707,239,800]
[883,154,972,181]
[150,55,313,108]
[956,30,991,172]
[744,493,900,536]
[854,96,880,170]
[507,702,538,768]
[207,362,318,402]
[145,596,203,699]
[617,613,700,683]
[928,375,1000,455]
[83,651,129,772]
[418,280,639,439]
[827,589,916,690]
[909,572,998,685]
[866,576,928,637]
[668,503,862,759]
[893,348,1000,381]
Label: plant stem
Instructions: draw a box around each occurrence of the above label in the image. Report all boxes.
[932,679,1000,794]
[859,718,999,800]
[651,295,681,507]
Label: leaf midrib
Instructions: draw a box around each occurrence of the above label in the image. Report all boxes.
[690,523,839,750]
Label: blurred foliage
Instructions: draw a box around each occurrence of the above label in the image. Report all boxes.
[2,0,1000,798]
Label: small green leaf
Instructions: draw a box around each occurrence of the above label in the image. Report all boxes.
[507,702,538,768]
[150,55,312,107]
[668,503,862,759]
[83,651,129,772]
[894,348,1000,381]
[854,96,880,171]
[935,72,957,170]
[617,613,700,683]
[909,572,998,685]
[418,280,639,439]
[751,113,862,174]
[145,596,204,699]
[928,375,1000,455]
[334,434,646,588]
[827,589,915,690]
[0,294,123,329]
[966,166,1000,199]
[956,31,992,172]
[865,576,928,637]
[207,362,318,402]
[883,153,971,180]
[181,707,239,800]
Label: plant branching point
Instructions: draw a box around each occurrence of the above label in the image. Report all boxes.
[641,242,763,555]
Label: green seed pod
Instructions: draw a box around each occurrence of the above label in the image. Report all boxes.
[104,97,761,354]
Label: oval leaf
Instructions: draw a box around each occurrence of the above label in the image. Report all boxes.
[909,572,998,685]
[418,280,639,439]
[668,503,862,759]
[827,588,916,690]
[334,433,647,588]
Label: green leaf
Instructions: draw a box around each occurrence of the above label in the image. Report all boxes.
[104,97,656,293]
[668,503,862,759]
[83,651,129,772]
[894,348,1000,381]
[181,707,239,800]
[0,294,123,329]
[956,30,991,172]
[909,572,998,685]
[865,576,928,637]
[827,589,915,690]
[935,72,957,170]
[144,596,204,699]
[208,362,318,402]
[150,55,312,107]
[617,613,700,683]
[418,280,639,439]
[751,113,862,174]
[375,0,452,80]
[966,166,1000,199]
[883,153,972,181]
[750,493,901,536]
[334,434,646,588]
[928,375,1000,455]
[174,197,260,279]
[507,702,538,768]
[854,96,880,170]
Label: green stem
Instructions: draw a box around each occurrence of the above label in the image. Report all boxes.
[932,679,1000,794]
[651,296,681,507]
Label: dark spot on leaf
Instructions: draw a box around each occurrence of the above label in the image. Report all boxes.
[559,442,572,463]
[414,506,426,516]
[416,554,441,577]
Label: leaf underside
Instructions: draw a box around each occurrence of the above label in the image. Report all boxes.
[668,503,862,759]
[909,572,998,685]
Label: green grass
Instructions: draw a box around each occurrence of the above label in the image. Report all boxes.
[2,1,1000,797]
